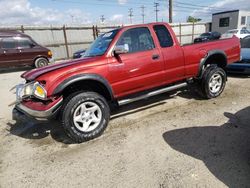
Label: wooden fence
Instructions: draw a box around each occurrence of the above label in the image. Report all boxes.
[0,23,209,60]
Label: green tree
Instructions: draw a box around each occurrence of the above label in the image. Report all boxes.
[187,16,202,23]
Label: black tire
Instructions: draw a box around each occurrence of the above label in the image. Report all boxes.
[198,65,227,99]
[34,57,48,68]
[61,91,110,143]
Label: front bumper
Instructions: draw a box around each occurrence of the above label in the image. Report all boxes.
[13,97,63,120]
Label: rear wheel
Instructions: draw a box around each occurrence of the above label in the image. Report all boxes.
[198,65,227,99]
[61,92,110,143]
[34,57,48,68]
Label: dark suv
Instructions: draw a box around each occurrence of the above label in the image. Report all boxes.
[0,31,52,68]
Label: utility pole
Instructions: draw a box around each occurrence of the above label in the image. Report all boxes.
[154,2,159,22]
[70,14,74,24]
[128,8,133,24]
[141,5,145,24]
[169,0,173,23]
[100,15,105,23]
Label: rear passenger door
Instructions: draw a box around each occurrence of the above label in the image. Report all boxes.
[0,37,19,68]
[108,27,165,97]
[153,24,185,83]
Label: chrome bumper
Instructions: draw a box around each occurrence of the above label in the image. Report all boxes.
[13,98,63,120]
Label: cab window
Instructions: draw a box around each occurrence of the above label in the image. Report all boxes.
[2,38,16,49]
[116,27,155,53]
[153,25,173,47]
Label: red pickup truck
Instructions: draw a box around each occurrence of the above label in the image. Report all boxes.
[12,23,240,143]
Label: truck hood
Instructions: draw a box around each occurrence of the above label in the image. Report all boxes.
[21,57,101,81]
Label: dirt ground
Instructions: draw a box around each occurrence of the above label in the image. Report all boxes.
[0,69,250,188]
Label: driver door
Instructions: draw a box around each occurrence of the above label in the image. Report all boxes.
[108,27,165,98]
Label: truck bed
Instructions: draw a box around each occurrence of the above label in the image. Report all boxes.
[181,36,241,77]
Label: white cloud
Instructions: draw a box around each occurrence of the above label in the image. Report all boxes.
[109,14,124,24]
[118,0,127,5]
[0,0,91,25]
[110,14,124,21]
[192,0,250,21]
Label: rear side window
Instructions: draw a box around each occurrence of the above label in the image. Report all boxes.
[153,25,173,47]
[116,27,155,53]
[2,38,16,49]
[18,38,34,48]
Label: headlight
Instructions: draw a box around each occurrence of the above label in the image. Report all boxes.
[19,81,47,100]
[24,83,34,96]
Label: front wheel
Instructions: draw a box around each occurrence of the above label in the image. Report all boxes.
[34,57,49,68]
[61,92,110,143]
[198,66,227,99]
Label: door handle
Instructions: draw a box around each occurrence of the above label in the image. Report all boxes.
[152,54,160,60]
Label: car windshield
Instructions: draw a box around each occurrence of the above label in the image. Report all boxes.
[200,33,210,37]
[84,29,119,57]
[227,30,238,34]
[241,36,250,48]
[241,29,250,34]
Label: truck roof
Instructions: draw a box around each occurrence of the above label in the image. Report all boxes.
[121,22,168,29]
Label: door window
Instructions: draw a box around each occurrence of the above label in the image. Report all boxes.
[153,25,173,47]
[2,38,16,49]
[18,38,34,48]
[116,27,155,53]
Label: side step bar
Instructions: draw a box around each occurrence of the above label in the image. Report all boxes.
[118,82,188,106]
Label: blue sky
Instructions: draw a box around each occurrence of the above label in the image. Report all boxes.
[0,0,249,25]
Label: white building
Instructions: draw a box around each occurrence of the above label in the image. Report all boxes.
[212,10,250,34]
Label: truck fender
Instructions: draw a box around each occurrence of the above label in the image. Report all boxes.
[197,50,227,79]
[52,74,114,100]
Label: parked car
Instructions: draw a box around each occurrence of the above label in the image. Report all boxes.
[12,22,240,143]
[73,49,86,59]
[222,29,250,39]
[194,32,221,43]
[0,31,52,68]
[227,35,250,74]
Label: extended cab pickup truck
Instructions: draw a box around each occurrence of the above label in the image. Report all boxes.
[12,23,240,143]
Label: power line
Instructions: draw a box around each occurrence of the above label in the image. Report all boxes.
[128,8,133,24]
[154,2,160,22]
[141,5,145,24]
[158,0,229,11]
[174,0,229,10]
[51,0,154,7]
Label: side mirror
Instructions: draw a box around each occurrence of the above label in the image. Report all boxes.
[113,44,129,55]
[30,43,36,48]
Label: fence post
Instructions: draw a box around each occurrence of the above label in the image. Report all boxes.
[95,25,99,37]
[179,23,182,45]
[21,25,24,33]
[192,22,195,42]
[92,25,96,40]
[63,25,70,59]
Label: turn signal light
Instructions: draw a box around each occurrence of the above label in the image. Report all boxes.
[48,50,52,57]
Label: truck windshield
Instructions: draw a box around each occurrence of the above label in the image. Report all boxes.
[84,29,119,57]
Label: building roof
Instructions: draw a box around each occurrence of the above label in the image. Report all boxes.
[212,10,239,16]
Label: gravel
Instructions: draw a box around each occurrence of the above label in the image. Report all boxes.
[0,70,250,188]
